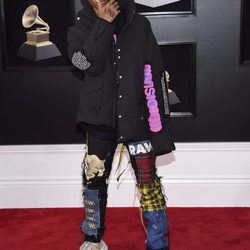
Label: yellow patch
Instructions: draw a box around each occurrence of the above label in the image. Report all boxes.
[88,223,96,229]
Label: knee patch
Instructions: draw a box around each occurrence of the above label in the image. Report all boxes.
[81,152,111,189]
[138,177,166,212]
[127,139,156,185]
[86,154,106,181]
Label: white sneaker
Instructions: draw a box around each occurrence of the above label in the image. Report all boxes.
[80,240,108,250]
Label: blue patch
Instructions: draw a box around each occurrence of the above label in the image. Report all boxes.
[144,209,169,249]
[81,188,100,236]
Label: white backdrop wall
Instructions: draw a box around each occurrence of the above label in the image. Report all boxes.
[0,142,250,208]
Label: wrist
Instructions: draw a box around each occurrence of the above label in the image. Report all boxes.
[99,16,113,23]
[97,16,115,25]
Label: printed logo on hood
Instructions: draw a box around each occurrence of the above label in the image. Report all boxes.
[135,0,181,8]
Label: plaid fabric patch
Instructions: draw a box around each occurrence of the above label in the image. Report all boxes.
[134,151,157,185]
[137,177,166,212]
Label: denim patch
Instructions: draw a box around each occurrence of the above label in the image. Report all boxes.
[143,209,169,249]
[81,188,100,236]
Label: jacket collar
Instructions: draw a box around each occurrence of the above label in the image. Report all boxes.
[79,0,136,32]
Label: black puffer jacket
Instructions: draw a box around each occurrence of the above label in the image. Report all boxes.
[67,0,176,156]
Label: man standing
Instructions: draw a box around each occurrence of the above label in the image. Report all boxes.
[67,0,175,249]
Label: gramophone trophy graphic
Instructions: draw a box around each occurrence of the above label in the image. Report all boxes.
[164,70,181,106]
[17,4,61,61]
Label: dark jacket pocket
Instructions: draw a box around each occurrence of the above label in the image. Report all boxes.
[126,103,149,133]
[79,77,104,117]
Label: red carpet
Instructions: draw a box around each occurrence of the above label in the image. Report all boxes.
[0,207,249,250]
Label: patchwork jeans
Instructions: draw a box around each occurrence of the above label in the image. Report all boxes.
[80,126,170,250]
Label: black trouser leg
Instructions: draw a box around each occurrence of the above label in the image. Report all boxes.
[81,128,118,243]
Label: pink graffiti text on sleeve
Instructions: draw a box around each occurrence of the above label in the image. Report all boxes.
[144,64,162,132]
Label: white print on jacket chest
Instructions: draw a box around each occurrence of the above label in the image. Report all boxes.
[128,140,153,156]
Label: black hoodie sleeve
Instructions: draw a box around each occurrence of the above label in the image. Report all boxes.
[67,13,116,76]
[144,18,176,155]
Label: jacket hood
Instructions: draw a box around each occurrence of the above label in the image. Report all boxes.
[78,0,137,31]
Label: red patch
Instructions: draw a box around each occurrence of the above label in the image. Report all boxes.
[134,151,156,185]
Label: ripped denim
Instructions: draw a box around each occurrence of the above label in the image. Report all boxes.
[144,209,169,250]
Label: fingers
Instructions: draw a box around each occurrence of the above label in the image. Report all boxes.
[106,0,120,10]
[112,1,119,9]
[95,0,103,8]
[104,0,121,18]
[111,0,121,15]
